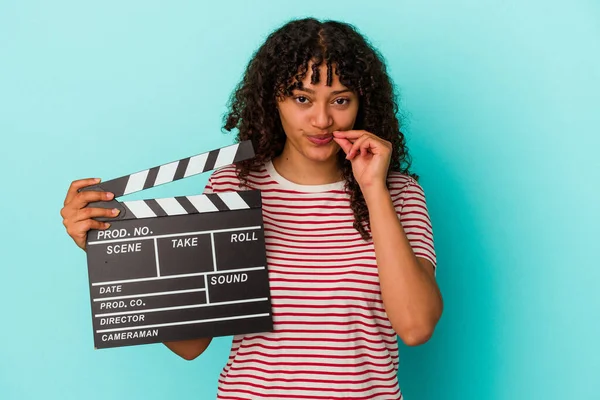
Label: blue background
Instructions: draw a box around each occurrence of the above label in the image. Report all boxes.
[1,1,598,399]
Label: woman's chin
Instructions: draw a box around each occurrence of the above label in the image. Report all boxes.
[304,144,340,163]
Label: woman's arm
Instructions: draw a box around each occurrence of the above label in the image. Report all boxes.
[333,130,444,345]
[364,185,443,346]
[163,337,213,360]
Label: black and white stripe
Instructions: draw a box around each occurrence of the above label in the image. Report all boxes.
[118,190,262,220]
[97,141,254,198]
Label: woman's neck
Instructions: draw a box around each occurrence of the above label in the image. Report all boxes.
[272,148,343,186]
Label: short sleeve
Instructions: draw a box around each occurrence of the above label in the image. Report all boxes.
[392,176,437,274]
[201,165,245,195]
[202,174,215,195]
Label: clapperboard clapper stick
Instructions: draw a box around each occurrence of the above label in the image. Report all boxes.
[80,140,273,349]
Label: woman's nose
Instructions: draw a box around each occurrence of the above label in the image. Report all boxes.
[310,103,333,130]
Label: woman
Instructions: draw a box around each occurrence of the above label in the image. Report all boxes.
[61,17,443,400]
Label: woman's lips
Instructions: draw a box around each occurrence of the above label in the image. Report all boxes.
[307,135,334,146]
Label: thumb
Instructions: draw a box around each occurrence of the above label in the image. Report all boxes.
[333,137,352,155]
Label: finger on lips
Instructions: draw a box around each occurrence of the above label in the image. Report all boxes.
[334,130,391,147]
[333,130,368,140]
[360,142,372,157]
[333,130,391,160]
[333,137,353,154]
[348,136,372,159]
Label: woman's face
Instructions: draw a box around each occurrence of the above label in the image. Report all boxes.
[276,62,359,164]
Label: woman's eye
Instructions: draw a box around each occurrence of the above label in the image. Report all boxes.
[334,98,350,105]
[295,96,309,104]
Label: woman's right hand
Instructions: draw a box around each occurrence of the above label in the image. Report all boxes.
[60,178,120,251]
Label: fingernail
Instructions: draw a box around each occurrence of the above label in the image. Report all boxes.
[112,208,120,215]
[104,223,111,229]
[105,192,114,200]
[95,178,101,183]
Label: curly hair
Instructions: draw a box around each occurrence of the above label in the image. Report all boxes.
[223,17,417,240]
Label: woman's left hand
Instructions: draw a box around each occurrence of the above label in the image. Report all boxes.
[333,130,392,191]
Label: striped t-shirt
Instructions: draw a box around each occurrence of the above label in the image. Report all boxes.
[203,160,436,400]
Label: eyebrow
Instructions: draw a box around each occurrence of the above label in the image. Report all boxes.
[296,88,353,95]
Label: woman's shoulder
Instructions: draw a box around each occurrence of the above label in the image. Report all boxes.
[204,164,242,193]
[203,163,267,193]
[209,164,240,182]
[387,171,427,202]
[388,171,420,190]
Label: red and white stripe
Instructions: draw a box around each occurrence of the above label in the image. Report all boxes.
[203,161,436,400]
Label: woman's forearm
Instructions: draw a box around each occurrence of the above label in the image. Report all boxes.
[364,184,443,345]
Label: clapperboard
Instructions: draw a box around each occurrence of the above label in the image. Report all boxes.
[81,141,273,349]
